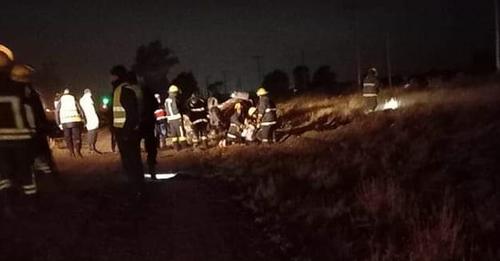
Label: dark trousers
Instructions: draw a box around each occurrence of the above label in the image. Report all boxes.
[192,122,208,144]
[63,125,82,155]
[87,129,99,151]
[258,124,276,143]
[142,124,158,169]
[116,129,144,191]
[0,145,36,197]
[168,119,187,144]
[364,96,378,112]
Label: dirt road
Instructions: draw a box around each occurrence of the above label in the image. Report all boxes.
[0,151,281,261]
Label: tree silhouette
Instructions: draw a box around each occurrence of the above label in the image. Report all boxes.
[207,81,224,101]
[292,65,310,92]
[262,70,290,95]
[132,40,179,93]
[311,65,337,90]
[171,71,199,106]
[34,61,63,106]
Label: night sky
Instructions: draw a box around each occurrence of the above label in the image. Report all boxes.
[0,0,493,96]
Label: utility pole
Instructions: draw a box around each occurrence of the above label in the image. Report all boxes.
[495,0,500,72]
[252,55,263,84]
[355,9,362,87]
[385,32,393,88]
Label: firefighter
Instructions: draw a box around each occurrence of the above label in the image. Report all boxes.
[187,92,209,148]
[10,64,55,175]
[110,65,144,193]
[56,88,86,158]
[226,103,244,145]
[256,87,277,144]
[79,89,102,154]
[0,45,44,217]
[242,106,258,143]
[154,93,168,149]
[165,85,187,150]
[362,68,380,112]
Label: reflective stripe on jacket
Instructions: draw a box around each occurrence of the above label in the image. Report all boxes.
[165,97,182,121]
[59,94,82,124]
[112,83,127,128]
[0,86,37,141]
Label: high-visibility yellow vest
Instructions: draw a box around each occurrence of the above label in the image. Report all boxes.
[113,83,143,128]
[113,83,127,128]
[0,95,36,141]
[59,94,82,124]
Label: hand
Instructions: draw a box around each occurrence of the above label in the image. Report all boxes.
[59,124,63,130]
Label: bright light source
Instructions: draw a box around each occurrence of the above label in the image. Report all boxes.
[102,104,108,110]
[144,173,178,180]
[102,97,110,106]
[382,98,400,110]
[45,108,51,112]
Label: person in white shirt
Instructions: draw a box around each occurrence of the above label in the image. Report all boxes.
[79,89,101,154]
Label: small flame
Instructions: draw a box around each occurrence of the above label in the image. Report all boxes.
[382,98,400,110]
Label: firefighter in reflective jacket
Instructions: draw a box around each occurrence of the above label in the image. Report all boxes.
[187,92,209,148]
[0,45,44,217]
[110,65,144,192]
[226,103,244,145]
[56,88,85,158]
[154,93,168,149]
[165,85,187,150]
[362,68,380,112]
[256,87,277,144]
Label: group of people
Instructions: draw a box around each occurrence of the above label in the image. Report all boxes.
[54,88,101,158]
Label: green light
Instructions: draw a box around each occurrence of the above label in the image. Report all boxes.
[102,97,110,105]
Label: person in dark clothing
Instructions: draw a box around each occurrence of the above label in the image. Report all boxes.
[110,65,144,194]
[129,71,158,179]
[256,88,277,144]
[56,88,86,158]
[226,103,244,145]
[362,68,380,113]
[187,92,209,148]
[0,46,45,217]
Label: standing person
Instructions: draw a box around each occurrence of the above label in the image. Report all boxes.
[165,85,187,150]
[110,65,144,194]
[256,87,277,144]
[10,64,55,175]
[154,93,168,149]
[56,88,85,158]
[362,68,380,113]
[226,103,244,145]
[79,89,101,154]
[187,92,209,148]
[130,71,158,179]
[0,45,44,217]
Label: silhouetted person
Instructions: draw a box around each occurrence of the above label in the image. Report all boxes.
[187,92,209,148]
[256,87,277,144]
[110,65,144,195]
[362,68,380,112]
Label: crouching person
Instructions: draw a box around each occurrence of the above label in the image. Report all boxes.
[226,103,244,145]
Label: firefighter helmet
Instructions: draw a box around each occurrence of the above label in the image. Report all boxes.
[10,64,35,83]
[248,107,257,116]
[0,44,14,62]
[368,68,378,76]
[168,85,179,93]
[256,87,268,96]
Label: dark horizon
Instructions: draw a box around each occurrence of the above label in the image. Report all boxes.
[0,0,493,96]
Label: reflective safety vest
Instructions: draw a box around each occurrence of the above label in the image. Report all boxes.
[154,108,168,121]
[113,83,143,128]
[0,94,36,141]
[59,94,82,124]
[165,97,182,121]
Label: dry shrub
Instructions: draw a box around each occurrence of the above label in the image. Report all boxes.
[356,178,405,221]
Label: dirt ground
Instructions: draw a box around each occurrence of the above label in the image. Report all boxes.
[0,146,282,261]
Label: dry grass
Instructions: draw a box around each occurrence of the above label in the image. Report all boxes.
[167,81,500,260]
